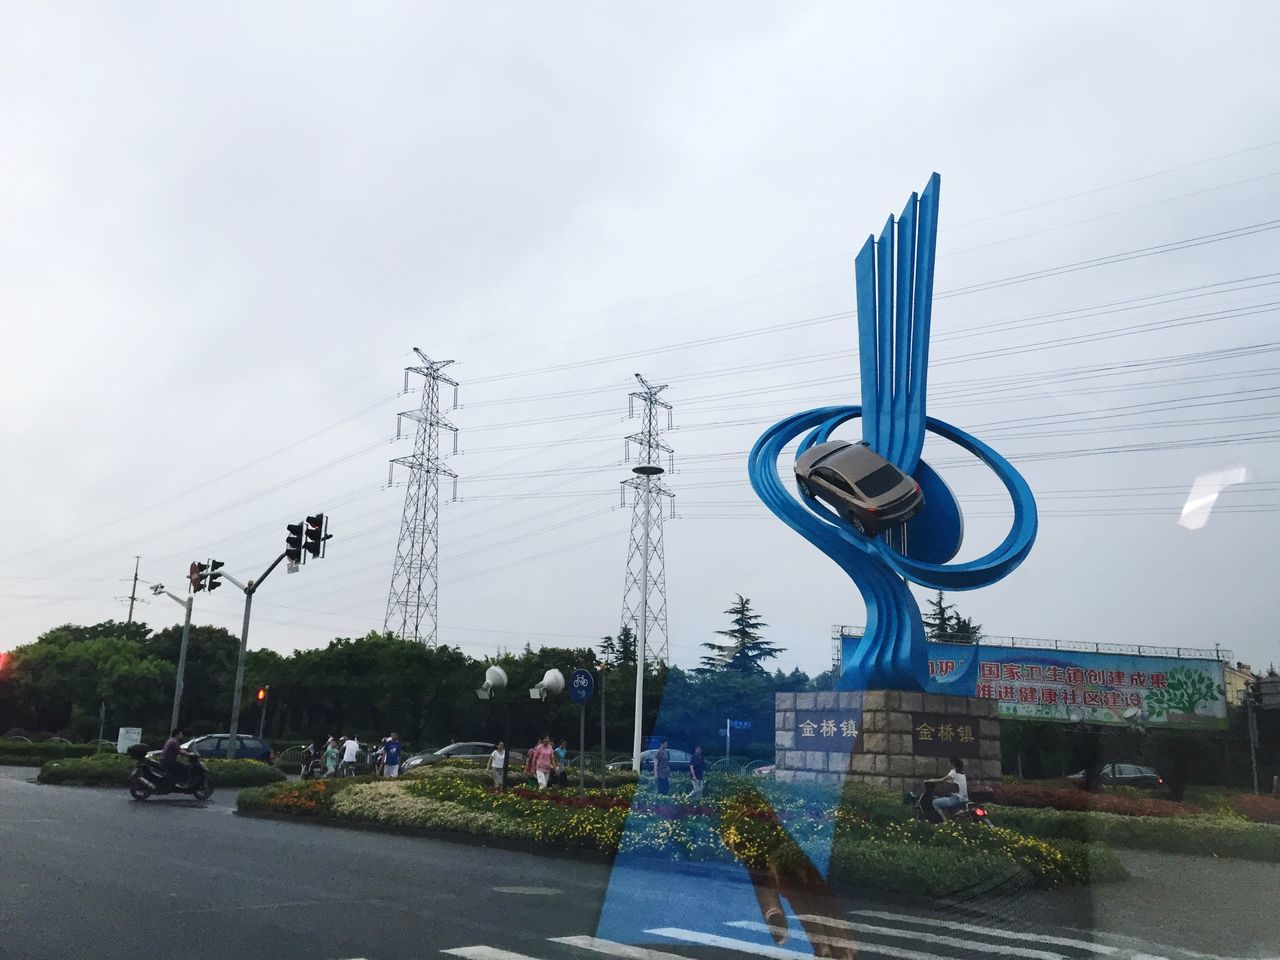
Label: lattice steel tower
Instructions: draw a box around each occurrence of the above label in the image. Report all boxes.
[619,373,674,666]
[386,348,459,645]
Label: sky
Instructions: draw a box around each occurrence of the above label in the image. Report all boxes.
[2,2,1279,680]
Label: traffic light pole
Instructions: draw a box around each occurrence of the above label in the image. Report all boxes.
[155,589,194,732]
[224,551,288,760]
[1248,693,1260,795]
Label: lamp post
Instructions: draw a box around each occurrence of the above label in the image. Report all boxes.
[476,666,509,789]
[150,582,194,732]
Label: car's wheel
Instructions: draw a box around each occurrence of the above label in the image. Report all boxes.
[192,780,214,801]
[129,777,153,801]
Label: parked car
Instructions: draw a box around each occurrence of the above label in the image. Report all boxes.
[147,734,274,764]
[1067,762,1163,788]
[794,439,924,534]
[401,741,523,773]
[606,748,692,773]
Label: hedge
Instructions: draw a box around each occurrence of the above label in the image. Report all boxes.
[238,774,1125,894]
[38,753,286,788]
[0,739,99,764]
[991,804,1280,862]
[988,783,1197,818]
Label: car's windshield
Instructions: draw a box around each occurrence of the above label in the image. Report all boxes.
[1,7,1277,960]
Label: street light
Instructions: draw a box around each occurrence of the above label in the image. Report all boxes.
[476,665,508,700]
[529,669,565,701]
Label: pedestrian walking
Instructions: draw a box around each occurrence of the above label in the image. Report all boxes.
[555,739,569,788]
[341,734,360,777]
[686,746,706,801]
[382,732,402,777]
[531,735,555,790]
[486,741,507,790]
[654,739,671,795]
[323,737,339,778]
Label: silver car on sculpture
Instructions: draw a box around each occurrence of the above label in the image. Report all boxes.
[794,440,924,534]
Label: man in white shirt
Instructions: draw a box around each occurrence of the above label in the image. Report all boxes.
[928,756,969,821]
[341,735,360,777]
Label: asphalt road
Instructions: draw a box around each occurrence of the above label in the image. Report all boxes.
[2,767,1278,960]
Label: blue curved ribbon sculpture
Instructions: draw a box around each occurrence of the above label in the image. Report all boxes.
[748,173,1038,692]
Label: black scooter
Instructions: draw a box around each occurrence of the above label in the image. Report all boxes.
[904,781,991,826]
[128,745,214,801]
[300,745,325,780]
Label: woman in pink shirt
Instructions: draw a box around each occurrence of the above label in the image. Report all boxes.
[530,735,556,789]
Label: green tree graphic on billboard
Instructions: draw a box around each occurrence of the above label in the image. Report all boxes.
[1144,667,1225,720]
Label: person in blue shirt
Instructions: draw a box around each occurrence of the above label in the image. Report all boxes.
[381,732,402,777]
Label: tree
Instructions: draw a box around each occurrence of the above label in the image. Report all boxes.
[598,634,618,661]
[615,625,637,665]
[922,591,955,641]
[948,614,985,644]
[700,595,784,674]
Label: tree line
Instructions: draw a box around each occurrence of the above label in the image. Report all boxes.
[0,595,827,757]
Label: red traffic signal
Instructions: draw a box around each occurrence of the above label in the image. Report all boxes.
[189,561,208,593]
[304,513,328,559]
[255,687,268,702]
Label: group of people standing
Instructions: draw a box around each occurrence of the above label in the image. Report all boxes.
[480,736,709,799]
[311,732,402,778]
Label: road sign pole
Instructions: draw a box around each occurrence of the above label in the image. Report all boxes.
[579,703,586,796]
[599,670,607,789]
[1248,695,1260,795]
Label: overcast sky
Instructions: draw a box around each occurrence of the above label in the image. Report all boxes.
[2,3,1278,680]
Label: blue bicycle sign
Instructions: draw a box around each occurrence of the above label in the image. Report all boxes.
[569,668,595,704]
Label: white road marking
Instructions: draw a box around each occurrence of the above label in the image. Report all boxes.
[444,948,544,960]
[789,914,1072,959]
[850,910,1232,960]
[492,886,562,895]
[552,935,691,959]
[729,920,965,960]
[646,927,830,959]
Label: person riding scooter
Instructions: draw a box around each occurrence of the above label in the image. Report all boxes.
[158,728,191,788]
[925,755,968,821]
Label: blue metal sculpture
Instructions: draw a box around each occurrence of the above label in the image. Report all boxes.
[748,173,1038,692]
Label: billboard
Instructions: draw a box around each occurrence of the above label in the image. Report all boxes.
[839,634,1228,729]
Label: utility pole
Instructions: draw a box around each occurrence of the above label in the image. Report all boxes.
[125,556,141,625]
[620,374,674,770]
[386,348,459,645]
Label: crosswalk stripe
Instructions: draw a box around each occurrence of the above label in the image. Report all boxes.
[789,914,1072,960]
[551,936,691,960]
[850,910,1171,959]
[443,948,544,960]
[646,927,828,959]
[729,920,963,960]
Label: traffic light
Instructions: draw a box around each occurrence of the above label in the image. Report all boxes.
[207,559,225,591]
[304,513,328,559]
[255,686,268,703]
[189,561,208,593]
[285,522,305,563]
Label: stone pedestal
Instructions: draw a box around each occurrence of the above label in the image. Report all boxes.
[774,689,1001,791]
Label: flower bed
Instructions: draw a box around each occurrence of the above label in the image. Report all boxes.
[1228,793,1280,826]
[237,773,1123,895]
[991,804,1280,862]
[988,783,1197,818]
[38,753,286,787]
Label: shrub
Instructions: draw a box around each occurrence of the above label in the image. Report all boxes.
[0,739,98,764]
[38,753,285,788]
[992,804,1280,862]
[989,782,1196,818]
[1229,793,1280,826]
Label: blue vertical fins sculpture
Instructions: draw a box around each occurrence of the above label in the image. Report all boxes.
[748,173,1038,693]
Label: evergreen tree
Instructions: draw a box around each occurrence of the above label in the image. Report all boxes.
[948,614,985,644]
[922,590,955,641]
[700,595,784,674]
[615,624,637,665]
[598,634,618,662]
